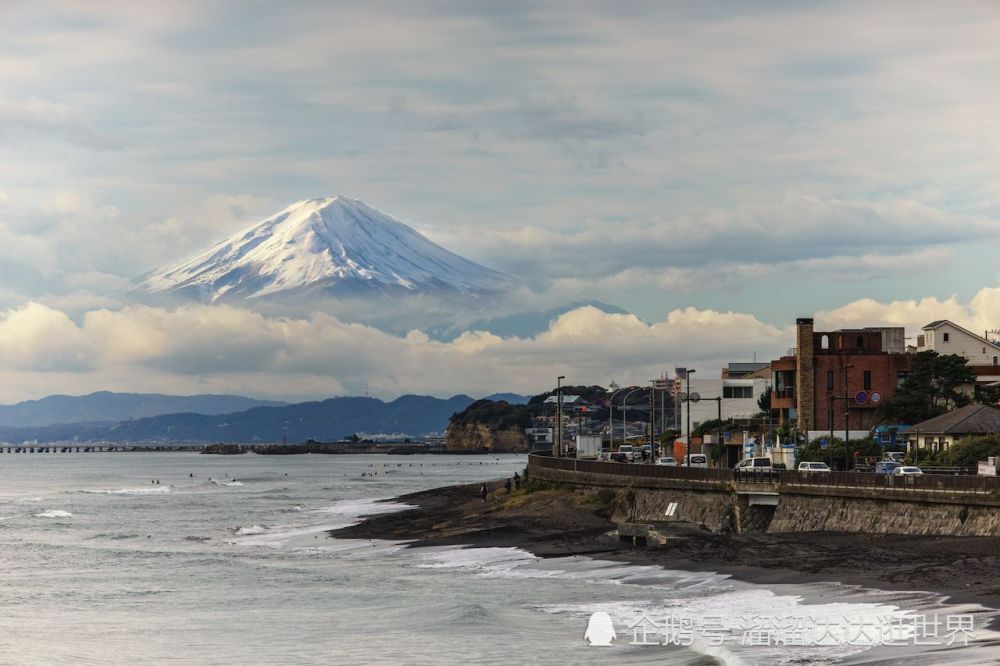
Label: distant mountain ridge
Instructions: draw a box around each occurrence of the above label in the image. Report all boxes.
[136,196,513,304]
[0,391,286,428]
[0,394,479,443]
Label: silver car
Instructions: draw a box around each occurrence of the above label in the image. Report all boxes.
[894,466,923,476]
[656,456,678,466]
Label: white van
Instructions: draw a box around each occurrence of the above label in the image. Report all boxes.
[683,454,708,468]
[618,445,635,462]
[735,457,773,473]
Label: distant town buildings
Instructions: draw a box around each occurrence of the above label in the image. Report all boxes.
[678,377,770,437]
[520,315,1000,461]
[770,318,1000,442]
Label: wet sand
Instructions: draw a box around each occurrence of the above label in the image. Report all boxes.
[330,480,1000,615]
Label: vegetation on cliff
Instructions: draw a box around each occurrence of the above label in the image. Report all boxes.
[446,399,533,451]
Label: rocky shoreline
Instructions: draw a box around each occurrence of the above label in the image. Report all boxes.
[330,479,1000,616]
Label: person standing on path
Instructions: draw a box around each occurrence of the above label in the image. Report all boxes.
[480,484,488,502]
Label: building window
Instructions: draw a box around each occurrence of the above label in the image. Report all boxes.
[943,332,950,342]
[863,370,872,391]
[826,370,834,390]
[897,371,910,386]
[723,386,753,399]
[856,335,864,348]
[994,356,998,366]
[820,335,829,350]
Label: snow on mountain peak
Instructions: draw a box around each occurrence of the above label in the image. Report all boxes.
[138,196,512,303]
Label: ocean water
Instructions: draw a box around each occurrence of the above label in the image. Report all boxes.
[0,452,997,665]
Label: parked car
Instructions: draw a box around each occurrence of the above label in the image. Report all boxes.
[618,445,635,461]
[656,456,678,466]
[735,457,773,473]
[875,461,901,475]
[609,452,628,463]
[683,454,709,468]
[894,466,923,476]
[596,452,613,462]
[797,461,831,473]
[883,451,906,463]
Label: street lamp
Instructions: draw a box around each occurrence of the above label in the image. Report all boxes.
[607,386,630,448]
[622,387,645,450]
[556,375,566,457]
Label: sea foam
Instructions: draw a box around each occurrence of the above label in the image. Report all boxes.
[81,487,172,495]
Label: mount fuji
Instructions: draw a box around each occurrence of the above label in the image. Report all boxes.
[137,196,513,305]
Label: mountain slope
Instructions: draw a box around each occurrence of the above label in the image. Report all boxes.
[137,196,512,303]
[0,394,477,443]
[0,391,286,428]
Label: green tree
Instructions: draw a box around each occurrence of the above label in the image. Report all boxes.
[757,386,774,418]
[882,351,975,423]
[937,434,1000,468]
[797,436,880,470]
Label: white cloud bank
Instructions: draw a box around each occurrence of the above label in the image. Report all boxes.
[2,286,998,404]
[0,302,788,404]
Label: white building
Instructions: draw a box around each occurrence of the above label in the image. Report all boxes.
[678,377,770,437]
[917,320,1000,366]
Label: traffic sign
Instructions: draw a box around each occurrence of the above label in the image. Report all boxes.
[870,391,882,404]
[679,392,688,401]
[855,391,868,405]
[689,392,701,403]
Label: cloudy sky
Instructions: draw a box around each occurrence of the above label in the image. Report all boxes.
[2,1,999,402]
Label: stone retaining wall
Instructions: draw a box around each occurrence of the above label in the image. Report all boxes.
[529,458,1000,537]
[770,492,1000,536]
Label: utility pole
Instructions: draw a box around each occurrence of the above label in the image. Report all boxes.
[844,363,853,471]
[649,380,655,454]
[829,394,835,468]
[556,375,565,457]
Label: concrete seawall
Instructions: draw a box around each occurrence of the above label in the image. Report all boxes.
[527,457,1000,537]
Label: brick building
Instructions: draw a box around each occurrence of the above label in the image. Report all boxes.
[771,318,912,440]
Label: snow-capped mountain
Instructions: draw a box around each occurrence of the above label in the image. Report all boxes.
[137,196,512,303]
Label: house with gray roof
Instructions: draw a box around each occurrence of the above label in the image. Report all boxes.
[905,404,1000,454]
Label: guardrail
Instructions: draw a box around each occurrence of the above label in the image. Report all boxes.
[528,454,1000,494]
[528,453,734,483]
[913,466,975,476]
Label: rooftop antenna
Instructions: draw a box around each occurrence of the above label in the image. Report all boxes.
[364,382,369,398]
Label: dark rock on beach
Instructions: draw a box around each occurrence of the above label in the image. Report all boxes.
[331,480,1000,613]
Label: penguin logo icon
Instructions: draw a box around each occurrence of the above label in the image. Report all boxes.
[584,611,616,646]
